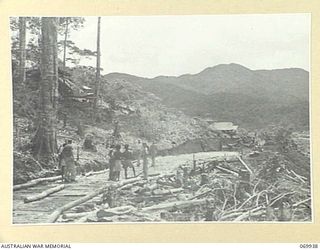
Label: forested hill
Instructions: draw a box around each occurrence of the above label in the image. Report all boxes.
[105,63,309,129]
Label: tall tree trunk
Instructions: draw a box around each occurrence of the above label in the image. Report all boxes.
[94,17,101,109]
[32,17,58,162]
[63,18,69,69]
[18,17,26,84]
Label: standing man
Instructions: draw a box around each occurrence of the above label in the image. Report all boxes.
[122,144,136,179]
[113,144,122,181]
[60,139,76,182]
[142,142,149,180]
[108,145,115,181]
[58,140,68,180]
[149,141,158,167]
[136,139,142,167]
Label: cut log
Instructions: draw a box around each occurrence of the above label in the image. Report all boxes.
[136,183,159,194]
[135,172,162,178]
[74,206,136,223]
[24,184,65,203]
[156,180,180,188]
[237,156,253,174]
[220,206,264,221]
[62,211,94,220]
[152,188,184,196]
[141,198,210,212]
[145,183,159,191]
[119,180,146,190]
[232,206,264,221]
[189,187,222,200]
[47,176,143,223]
[129,194,177,204]
[13,176,62,191]
[85,169,107,177]
[215,165,238,176]
[62,204,109,220]
[120,173,164,192]
[97,205,136,218]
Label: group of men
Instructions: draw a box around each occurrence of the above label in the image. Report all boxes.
[58,139,158,183]
[108,141,158,181]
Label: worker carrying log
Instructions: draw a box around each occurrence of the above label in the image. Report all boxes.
[122,144,136,179]
[60,139,76,183]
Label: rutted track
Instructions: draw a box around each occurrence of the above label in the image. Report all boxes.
[13,151,239,224]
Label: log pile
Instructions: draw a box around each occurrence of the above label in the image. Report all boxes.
[55,151,311,223]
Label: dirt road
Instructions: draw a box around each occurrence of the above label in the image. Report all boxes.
[13,151,239,224]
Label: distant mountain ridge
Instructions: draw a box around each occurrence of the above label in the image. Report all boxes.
[104,63,309,129]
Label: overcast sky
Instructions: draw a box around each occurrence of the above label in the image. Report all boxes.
[69,14,310,78]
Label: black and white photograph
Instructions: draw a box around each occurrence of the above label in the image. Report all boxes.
[11,14,311,224]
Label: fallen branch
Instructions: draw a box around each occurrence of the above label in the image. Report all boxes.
[97,205,136,218]
[215,165,238,176]
[237,156,253,174]
[292,198,311,208]
[284,173,301,183]
[141,198,210,212]
[73,205,136,223]
[219,207,262,221]
[61,204,110,220]
[269,191,296,207]
[47,176,143,223]
[156,180,177,187]
[152,188,184,196]
[85,169,107,177]
[232,206,264,221]
[24,184,65,203]
[236,193,258,211]
[119,180,146,190]
[13,176,62,191]
[289,170,307,183]
[62,211,94,220]
[189,188,224,200]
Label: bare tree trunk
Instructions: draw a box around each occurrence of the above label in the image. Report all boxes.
[63,18,69,69]
[24,184,65,203]
[18,17,26,84]
[94,17,101,109]
[32,17,58,162]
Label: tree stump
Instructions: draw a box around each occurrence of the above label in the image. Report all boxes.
[83,134,97,152]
